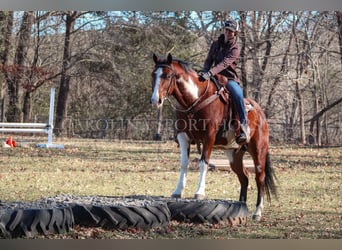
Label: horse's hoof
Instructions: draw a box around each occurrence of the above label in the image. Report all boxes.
[194,194,205,200]
[252,214,262,222]
[171,194,182,199]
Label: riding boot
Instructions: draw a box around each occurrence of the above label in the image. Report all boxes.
[236,123,250,145]
[225,80,249,145]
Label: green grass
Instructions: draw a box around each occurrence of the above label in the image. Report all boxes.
[0,137,341,239]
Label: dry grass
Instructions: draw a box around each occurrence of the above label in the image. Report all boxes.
[0,136,341,239]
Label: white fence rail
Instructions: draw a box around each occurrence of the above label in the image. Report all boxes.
[0,88,63,148]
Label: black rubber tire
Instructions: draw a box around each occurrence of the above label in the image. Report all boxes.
[121,195,249,225]
[1,194,248,239]
[40,195,172,230]
[70,202,170,230]
[166,199,249,225]
[0,206,74,238]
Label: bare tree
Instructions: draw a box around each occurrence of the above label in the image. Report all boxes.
[0,11,13,105]
[239,11,248,97]
[335,11,342,68]
[5,11,34,122]
[0,11,340,143]
[54,11,78,135]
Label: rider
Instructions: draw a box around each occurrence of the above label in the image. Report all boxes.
[198,19,249,144]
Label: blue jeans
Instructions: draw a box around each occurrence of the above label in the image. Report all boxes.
[226,80,247,127]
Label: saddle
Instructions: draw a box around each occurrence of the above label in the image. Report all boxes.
[211,75,253,147]
[211,75,229,104]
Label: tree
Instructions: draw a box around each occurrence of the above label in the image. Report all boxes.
[335,11,342,68]
[54,11,78,135]
[0,11,13,113]
[0,11,340,143]
[5,11,34,122]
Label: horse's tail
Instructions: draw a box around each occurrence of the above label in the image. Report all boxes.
[264,152,278,202]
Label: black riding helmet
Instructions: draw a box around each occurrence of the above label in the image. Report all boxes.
[224,19,239,32]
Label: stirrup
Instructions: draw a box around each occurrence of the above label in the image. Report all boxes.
[236,132,247,144]
[236,125,250,144]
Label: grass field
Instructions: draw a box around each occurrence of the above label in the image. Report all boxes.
[0,137,341,239]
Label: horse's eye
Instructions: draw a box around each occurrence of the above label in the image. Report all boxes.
[162,73,171,79]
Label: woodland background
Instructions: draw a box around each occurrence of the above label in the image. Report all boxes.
[0,11,341,145]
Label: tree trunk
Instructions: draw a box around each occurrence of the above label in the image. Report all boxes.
[54,11,77,135]
[292,12,307,144]
[295,80,306,144]
[335,11,342,68]
[265,29,293,118]
[288,98,297,140]
[309,85,319,145]
[238,11,248,97]
[6,11,34,122]
[22,11,39,123]
[153,105,163,141]
[0,11,13,121]
[22,91,31,122]
[0,11,11,100]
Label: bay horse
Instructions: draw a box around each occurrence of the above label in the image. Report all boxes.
[150,53,277,221]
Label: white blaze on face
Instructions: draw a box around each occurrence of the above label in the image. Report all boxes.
[150,67,162,105]
[178,76,199,100]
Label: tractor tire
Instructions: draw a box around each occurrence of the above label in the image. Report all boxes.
[40,194,171,230]
[115,195,249,226]
[0,201,74,238]
[166,199,249,225]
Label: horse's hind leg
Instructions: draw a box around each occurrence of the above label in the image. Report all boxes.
[226,149,249,202]
[248,145,267,221]
[171,132,190,198]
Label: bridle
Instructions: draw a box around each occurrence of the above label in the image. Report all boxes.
[153,63,177,98]
[153,63,212,114]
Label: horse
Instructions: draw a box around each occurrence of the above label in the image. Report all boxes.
[150,53,277,221]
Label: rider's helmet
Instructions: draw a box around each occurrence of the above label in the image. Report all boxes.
[224,19,239,32]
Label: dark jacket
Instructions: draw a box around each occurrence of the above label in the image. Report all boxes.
[203,34,240,83]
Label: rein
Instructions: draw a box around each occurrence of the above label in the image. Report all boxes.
[155,62,223,115]
[166,76,224,115]
[166,84,224,115]
[166,80,210,114]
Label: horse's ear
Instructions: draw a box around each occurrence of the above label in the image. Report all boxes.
[167,53,172,64]
[153,53,158,64]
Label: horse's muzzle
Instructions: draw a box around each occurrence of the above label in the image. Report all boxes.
[150,97,163,106]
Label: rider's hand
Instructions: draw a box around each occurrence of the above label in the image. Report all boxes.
[198,71,212,82]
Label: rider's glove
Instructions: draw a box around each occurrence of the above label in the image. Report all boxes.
[198,71,212,82]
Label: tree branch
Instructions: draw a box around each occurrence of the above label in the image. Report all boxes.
[305,97,342,123]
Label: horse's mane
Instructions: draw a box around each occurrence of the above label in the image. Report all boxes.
[156,55,196,74]
[172,59,194,74]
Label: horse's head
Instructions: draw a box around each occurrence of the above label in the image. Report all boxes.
[150,53,175,106]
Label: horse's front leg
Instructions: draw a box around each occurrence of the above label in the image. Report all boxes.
[194,131,215,200]
[171,132,190,198]
[194,158,208,200]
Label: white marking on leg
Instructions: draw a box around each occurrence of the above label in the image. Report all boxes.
[253,197,264,219]
[256,165,262,173]
[150,68,162,105]
[225,150,234,164]
[172,132,190,197]
[195,160,208,197]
